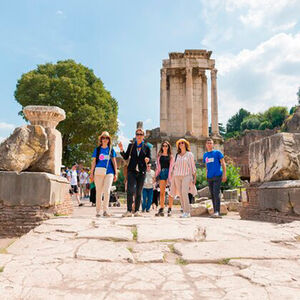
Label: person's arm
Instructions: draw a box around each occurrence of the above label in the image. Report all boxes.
[220,158,227,182]
[189,152,197,184]
[90,158,96,182]
[112,157,118,182]
[119,143,132,160]
[145,145,151,164]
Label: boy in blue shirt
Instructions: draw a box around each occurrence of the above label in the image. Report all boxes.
[203,138,227,218]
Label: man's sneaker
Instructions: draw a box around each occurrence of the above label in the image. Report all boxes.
[96,213,101,218]
[103,211,111,217]
[155,208,164,217]
[180,212,187,218]
[167,208,172,217]
[146,210,150,213]
[122,211,132,218]
[215,212,222,218]
[78,203,84,207]
[134,211,142,217]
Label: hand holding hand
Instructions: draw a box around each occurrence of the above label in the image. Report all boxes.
[145,157,150,164]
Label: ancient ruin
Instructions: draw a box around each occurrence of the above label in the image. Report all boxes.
[147,50,223,161]
[0,106,73,237]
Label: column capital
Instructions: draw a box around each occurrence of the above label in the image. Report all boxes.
[186,67,193,76]
[161,68,167,77]
[211,68,218,79]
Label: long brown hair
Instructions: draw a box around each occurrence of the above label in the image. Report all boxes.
[158,141,172,156]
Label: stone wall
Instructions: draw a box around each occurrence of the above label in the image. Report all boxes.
[224,129,276,179]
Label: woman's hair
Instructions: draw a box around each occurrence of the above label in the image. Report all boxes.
[98,131,111,148]
[158,141,172,156]
[177,140,191,154]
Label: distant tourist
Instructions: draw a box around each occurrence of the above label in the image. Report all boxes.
[155,141,174,217]
[169,139,196,218]
[142,163,155,212]
[118,128,151,217]
[79,168,89,199]
[90,131,118,217]
[203,138,227,218]
[67,163,83,207]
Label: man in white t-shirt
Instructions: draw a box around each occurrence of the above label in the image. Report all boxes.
[79,169,89,199]
[142,163,155,212]
[67,164,83,207]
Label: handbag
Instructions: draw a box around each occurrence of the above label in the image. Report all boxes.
[94,147,112,176]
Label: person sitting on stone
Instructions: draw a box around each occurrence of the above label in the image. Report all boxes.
[118,128,151,217]
[155,141,175,217]
[203,138,227,218]
[67,163,83,207]
[90,131,118,218]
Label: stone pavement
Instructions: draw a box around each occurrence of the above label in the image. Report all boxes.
[1,204,300,299]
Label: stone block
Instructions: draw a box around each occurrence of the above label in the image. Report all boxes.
[190,203,207,216]
[28,128,62,175]
[0,171,69,207]
[223,189,238,201]
[197,186,211,198]
[0,125,48,172]
[249,133,300,183]
[258,180,300,215]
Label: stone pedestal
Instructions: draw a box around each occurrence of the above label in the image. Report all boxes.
[0,171,73,237]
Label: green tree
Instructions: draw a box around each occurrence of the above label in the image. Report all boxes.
[14,60,118,166]
[258,120,272,130]
[263,106,288,128]
[297,87,300,105]
[221,164,242,189]
[226,108,250,134]
[240,115,260,131]
[114,168,125,192]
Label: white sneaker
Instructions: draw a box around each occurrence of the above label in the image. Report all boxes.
[134,211,142,217]
[186,213,191,218]
[180,213,187,218]
[122,211,132,218]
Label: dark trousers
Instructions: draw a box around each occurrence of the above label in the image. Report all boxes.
[208,176,222,213]
[127,171,146,212]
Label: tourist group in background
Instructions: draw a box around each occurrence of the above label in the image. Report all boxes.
[63,127,226,219]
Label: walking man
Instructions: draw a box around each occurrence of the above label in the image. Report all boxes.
[203,138,226,218]
[118,128,151,217]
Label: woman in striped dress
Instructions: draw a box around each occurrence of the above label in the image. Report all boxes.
[170,138,196,218]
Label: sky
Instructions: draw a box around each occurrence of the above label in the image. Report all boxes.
[1,0,300,146]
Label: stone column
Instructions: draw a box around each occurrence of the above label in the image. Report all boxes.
[160,69,168,135]
[186,67,193,135]
[211,68,219,136]
[202,72,209,137]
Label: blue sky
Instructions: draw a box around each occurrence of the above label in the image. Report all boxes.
[1,0,300,145]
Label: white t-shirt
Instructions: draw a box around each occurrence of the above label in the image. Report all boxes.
[69,170,78,186]
[144,170,155,189]
[79,172,89,184]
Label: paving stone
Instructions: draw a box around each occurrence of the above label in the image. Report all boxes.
[76,226,133,241]
[136,250,164,263]
[76,240,134,263]
[173,240,300,263]
[0,254,13,267]
[137,224,205,243]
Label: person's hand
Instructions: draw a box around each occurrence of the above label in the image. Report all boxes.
[90,174,94,182]
[114,174,117,182]
[118,142,123,152]
[222,175,227,183]
[145,157,150,164]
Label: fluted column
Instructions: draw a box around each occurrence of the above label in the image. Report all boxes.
[160,68,167,134]
[186,67,193,135]
[211,68,219,136]
[202,72,209,137]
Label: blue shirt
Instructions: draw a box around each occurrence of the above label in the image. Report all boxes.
[203,150,224,178]
[92,146,117,175]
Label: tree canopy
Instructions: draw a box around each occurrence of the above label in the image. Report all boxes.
[14,59,118,166]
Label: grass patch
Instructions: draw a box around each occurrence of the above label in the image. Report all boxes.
[127,247,133,253]
[296,235,300,242]
[131,228,137,241]
[218,258,231,265]
[0,266,4,273]
[168,244,175,253]
[176,258,188,265]
[0,248,7,254]
[54,213,69,217]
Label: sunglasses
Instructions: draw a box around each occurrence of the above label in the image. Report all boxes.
[162,145,168,148]
[179,142,185,145]
[102,137,109,140]
[136,133,144,136]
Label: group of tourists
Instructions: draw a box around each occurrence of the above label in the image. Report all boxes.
[90,127,226,219]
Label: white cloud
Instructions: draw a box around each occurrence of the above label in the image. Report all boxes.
[0,137,5,143]
[0,122,15,130]
[144,118,153,125]
[117,131,130,150]
[117,118,125,128]
[217,32,300,124]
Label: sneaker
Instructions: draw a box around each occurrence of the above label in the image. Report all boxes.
[146,210,150,213]
[103,211,111,217]
[122,211,132,218]
[155,208,164,217]
[186,213,191,218]
[180,212,187,218]
[134,211,142,217]
[96,213,101,218]
[167,208,172,217]
[78,203,84,207]
[215,212,222,218]
[142,209,145,213]
[210,212,218,218]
